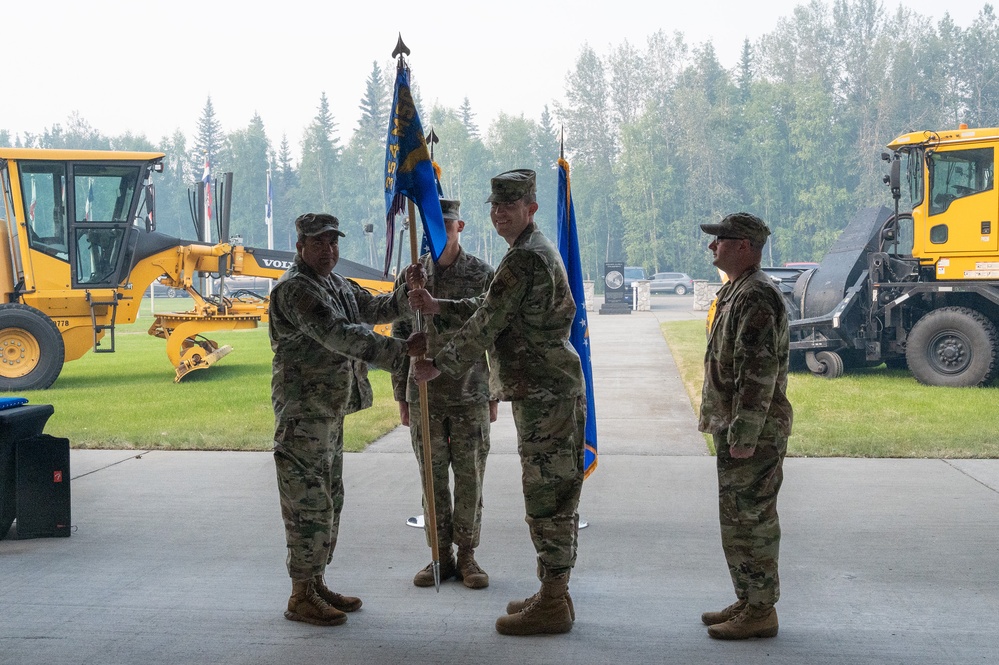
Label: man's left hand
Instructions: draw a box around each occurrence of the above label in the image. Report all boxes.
[405,332,428,357]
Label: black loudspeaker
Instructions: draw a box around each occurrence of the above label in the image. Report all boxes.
[0,405,55,540]
[11,435,71,539]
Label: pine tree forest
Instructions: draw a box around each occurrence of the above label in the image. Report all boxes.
[3,1,998,285]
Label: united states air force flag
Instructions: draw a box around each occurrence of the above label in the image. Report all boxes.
[384,64,446,275]
[556,157,598,478]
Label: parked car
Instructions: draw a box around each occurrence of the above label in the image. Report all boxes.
[649,272,695,295]
[144,283,189,299]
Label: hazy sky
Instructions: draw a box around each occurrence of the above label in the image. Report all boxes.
[4,0,981,156]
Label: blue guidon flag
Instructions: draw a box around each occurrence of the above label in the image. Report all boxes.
[384,65,446,275]
[556,156,598,478]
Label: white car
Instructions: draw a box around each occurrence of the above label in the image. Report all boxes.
[649,272,694,295]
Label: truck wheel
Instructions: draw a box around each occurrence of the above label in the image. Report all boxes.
[0,304,65,391]
[811,350,844,378]
[674,284,688,295]
[906,307,998,387]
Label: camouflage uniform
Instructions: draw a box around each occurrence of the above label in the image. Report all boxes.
[391,248,495,553]
[432,221,585,581]
[270,254,408,581]
[699,266,793,608]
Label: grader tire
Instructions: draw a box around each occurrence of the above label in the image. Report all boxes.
[0,304,66,391]
[906,307,998,387]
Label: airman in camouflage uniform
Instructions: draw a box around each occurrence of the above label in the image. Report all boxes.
[391,198,497,589]
[697,212,793,640]
[409,170,585,636]
[270,212,425,627]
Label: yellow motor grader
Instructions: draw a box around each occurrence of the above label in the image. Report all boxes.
[0,148,391,390]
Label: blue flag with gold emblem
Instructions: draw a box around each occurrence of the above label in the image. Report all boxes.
[556,157,598,478]
[384,65,446,275]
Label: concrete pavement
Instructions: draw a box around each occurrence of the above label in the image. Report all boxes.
[2,295,998,665]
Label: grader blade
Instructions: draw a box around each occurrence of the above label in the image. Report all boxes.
[175,342,234,382]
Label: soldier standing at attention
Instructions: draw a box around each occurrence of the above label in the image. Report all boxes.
[409,170,585,636]
[269,212,425,627]
[697,212,793,640]
[391,198,498,589]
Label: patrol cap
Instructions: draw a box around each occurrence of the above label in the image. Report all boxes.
[440,198,461,221]
[486,169,536,203]
[700,212,771,245]
[295,213,345,238]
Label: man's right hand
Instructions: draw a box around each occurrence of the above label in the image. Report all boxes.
[408,288,441,315]
[398,401,410,427]
[405,263,427,291]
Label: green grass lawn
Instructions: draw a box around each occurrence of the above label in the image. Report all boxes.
[663,320,999,458]
[13,302,400,452]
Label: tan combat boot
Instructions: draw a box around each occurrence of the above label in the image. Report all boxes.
[413,554,458,587]
[312,575,362,612]
[701,598,746,626]
[457,547,489,589]
[285,580,347,626]
[495,576,573,636]
[707,604,779,640]
[506,591,575,621]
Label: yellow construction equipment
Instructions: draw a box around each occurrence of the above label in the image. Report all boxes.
[0,148,391,389]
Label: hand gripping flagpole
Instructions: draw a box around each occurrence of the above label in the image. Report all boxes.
[392,35,441,591]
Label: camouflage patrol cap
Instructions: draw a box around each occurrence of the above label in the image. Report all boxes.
[700,212,771,245]
[486,169,537,203]
[295,213,346,238]
[440,198,461,221]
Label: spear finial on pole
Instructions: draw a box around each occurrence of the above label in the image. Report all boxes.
[392,33,411,60]
[426,128,438,161]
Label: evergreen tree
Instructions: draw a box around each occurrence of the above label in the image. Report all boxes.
[297,93,347,252]
[736,38,754,102]
[274,134,297,249]
[357,61,388,145]
[459,97,479,139]
[153,130,194,240]
[226,113,271,247]
[191,96,226,182]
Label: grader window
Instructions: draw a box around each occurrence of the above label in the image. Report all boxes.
[927,147,993,216]
[19,162,69,261]
[71,164,142,287]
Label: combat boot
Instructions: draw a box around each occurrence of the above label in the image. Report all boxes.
[312,575,362,612]
[495,576,573,636]
[707,604,779,640]
[506,590,575,621]
[701,598,746,626]
[285,580,347,626]
[413,554,458,587]
[457,547,489,589]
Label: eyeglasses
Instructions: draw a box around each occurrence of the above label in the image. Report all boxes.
[714,236,742,243]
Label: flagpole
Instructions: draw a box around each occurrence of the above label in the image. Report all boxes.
[265,168,274,251]
[408,197,440,591]
[391,35,441,592]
